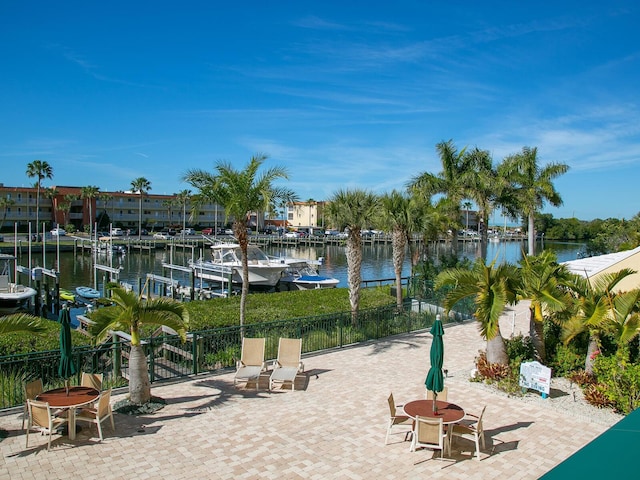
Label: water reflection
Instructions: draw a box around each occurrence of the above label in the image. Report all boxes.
[18,239,584,291]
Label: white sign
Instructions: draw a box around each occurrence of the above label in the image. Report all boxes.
[519,361,551,396]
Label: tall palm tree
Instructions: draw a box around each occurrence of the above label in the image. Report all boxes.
[0,197,15,231]
[175,189,191,233]
[44,187,59,226]
[89,287,189,404]
[131,177,151,241]
[410,140,468,252]
[435,258,519,365]
[306,198,316,227]
[81,185,100,238]
[326,189,379,321]
[461,147,499,258]
[498,147,569,256]
[0,313,48,335]
[162,199,175,229]
[517,250,574,363]
[379,190,412,310]
[183,154,295,328]
[25,160,53,237]
[562,269,637,374]
[61,194,78,229]
[97,192,113,230]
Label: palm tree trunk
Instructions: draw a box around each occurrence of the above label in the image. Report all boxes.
[392,228,406,310]
[486,329,508,365]
[236,222,249,333]
[346,232,362,324]
[528,213,536,256]
[585,333,599,375]
[529,304,546,363]
[128,344,151,404]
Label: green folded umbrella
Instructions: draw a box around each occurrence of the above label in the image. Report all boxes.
[425,314,444,412]
[58,307,76,395]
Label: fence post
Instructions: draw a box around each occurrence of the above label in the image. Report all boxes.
[113,336,121,379]
[148,336,155,383]
[192,332,199,376]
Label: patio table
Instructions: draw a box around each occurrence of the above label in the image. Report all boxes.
[36,386,99,440]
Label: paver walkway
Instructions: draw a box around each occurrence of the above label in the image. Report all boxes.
[0,302,620,479]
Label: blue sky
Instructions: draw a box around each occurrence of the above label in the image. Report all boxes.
[1,1,639,221]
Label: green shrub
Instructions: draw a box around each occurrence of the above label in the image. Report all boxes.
[592,349,640,414]
[551,344,585,377]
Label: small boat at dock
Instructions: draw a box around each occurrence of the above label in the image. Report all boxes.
[0,254,38,314]
[191,242,288,288]
[59,289,76,302]
[75,286,101,299]
[278,262,339,290]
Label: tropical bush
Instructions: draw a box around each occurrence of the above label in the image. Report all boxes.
[590,349,640,414]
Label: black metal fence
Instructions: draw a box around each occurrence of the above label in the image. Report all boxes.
[1,301,472,410]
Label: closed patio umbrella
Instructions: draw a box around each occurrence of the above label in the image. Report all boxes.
[58,307,76,395]
[425,314,444,413]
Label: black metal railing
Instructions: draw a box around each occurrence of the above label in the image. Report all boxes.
[0,300,472,409]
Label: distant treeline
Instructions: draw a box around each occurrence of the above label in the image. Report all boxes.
[535,212,640,255]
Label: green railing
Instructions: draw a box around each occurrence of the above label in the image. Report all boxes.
[0,300,472,410]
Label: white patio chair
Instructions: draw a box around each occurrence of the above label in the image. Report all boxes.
[410,415,450,459]
[75,388,115,441]
[385,392,413,445]
[450,405,487,460]
[25,400,68,451]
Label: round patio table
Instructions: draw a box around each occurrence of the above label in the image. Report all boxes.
[403,399,465,424]
[36,386,99,440]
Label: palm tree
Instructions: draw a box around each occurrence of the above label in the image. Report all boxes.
[162,199,175,229]
[463,201,472,234]
[379,190,412,310]
[326,189,379,321]
[562,269,637,374]
[183,154,295,328]
[81,185,100,238]
[0,313,48,335]
[25,160,53,236]
[498,147,569,256]
[306,198,316,227]
[61,194,77,229]
[88,287,189,404]
[44,187,59,226]
[410,140,468,251]
[435,258,519,365]
[175,189,191,233]
[131,177,151,241]
[517,250,574,363]
[461,147,499,258]
[97,192,113,230]
[0,197,16,231]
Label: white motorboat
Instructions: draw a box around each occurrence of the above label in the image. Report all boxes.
[0,254,37,314]
[279,262,339,290]
[191,243,288,287]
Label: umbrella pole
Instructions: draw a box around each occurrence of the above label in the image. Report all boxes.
[433,392,437,413]
[65,379,70,396]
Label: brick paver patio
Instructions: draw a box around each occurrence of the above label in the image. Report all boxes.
[0,302,620,479]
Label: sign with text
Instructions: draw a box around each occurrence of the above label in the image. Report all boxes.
[519,361,551,396]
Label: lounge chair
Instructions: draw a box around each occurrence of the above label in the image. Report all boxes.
[234,337,268,389]
[269,338,304,391]
[75,388,115,442]
[385,392,413,445]
[25,400,68,451]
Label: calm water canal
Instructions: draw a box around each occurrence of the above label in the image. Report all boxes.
[18,239,584,292]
